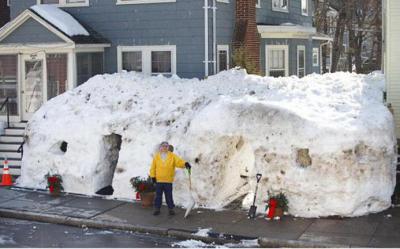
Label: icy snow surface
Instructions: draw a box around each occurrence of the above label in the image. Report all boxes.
[18,69,397,217]
[30,5,89,36]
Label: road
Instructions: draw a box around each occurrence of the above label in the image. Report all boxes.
[0,217,179,248]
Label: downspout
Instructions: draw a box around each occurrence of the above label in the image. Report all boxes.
[212,0,217,74]
[204,0,209,77]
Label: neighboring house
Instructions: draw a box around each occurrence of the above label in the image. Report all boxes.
[384,0,400,138]
[0,0,331,123]
[0,0,10,28]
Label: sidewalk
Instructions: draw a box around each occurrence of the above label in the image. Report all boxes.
[0,187,399,248]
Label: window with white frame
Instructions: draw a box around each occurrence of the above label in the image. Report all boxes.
[272,0,288,12]
[266,45,288,77]
[297,45,306,78]
[118,46,176,76]
[312,48,319,67]
[301,0,308,16]
[38,0,89,7]
[217,45,229,73]
[116,0,176,5]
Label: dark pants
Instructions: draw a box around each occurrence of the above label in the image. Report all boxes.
[154,183,174,210]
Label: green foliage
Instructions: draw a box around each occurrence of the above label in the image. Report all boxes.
[232,46,260,75]
[130,176,156,193]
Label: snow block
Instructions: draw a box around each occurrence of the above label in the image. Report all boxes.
[17,70,397,217]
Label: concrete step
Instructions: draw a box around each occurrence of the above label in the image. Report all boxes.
[0,142,21,151]
[9,122,28,129]
[0,135,24,143]
[4,127,25,136]
[0,150,21,159]
[0,165,21,175]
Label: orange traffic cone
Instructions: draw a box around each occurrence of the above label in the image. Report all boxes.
[1,158,13,186]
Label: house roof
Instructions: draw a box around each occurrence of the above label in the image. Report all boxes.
[29,5,109,45]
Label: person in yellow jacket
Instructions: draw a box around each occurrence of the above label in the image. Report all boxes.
[150,141,191,216]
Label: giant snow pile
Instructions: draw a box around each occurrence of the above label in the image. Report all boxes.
[18,70,397,217]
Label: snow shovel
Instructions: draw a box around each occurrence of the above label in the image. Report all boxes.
[248,173,262,219]
[184,168,196,219]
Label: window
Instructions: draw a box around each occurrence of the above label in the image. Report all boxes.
[122,52,142,72]
[46,54,67,100]
[118,46,176,76]
[272,0,288,12]
[37,0,89,7]
[265,45,288,77]
[151,51,172,75]
[301,0,308,15]
[297,46,306,78]
[0,55,18,115]
[116,0,176,5]
[76,53,103,85]
[217,45,229,73]
[312,48,319,67]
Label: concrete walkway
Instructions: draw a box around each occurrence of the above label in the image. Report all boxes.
[0,187,399,248]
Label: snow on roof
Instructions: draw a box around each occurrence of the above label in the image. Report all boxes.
[30,4,89,37]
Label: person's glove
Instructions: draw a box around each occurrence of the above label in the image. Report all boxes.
[151,177,156,184]
[185,162,191,170]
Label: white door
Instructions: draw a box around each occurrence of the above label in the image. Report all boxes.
[21,54,46,120]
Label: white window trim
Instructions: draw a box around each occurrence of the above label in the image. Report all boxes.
[265,45,289,77]
[301,0,308,16]
[117,45,176,76]
[36,0,89,7]
[217,0,230,3]
[116,0,175,5]
[217,45,229,73]
[297,45,306,77]
[312,47,319,67]
[272,0,289,13]
[256,0,261,8]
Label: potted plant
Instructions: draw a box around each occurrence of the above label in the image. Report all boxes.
[267,192,288,219]
[45,173,64,197]
[130,176,156,208]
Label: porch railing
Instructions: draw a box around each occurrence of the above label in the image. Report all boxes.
[0,97,10,129]
[17,140,25,158]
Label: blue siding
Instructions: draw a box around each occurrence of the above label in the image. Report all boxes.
[0,17,64,44]
[261,38,320,76]
[256,0,314,26]
[7,0,322,78]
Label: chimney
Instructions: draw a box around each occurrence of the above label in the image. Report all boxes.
[233,0,261,72]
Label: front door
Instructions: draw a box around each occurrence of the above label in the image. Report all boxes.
[21,54,46,120]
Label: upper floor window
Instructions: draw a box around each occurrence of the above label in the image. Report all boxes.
[37,0,89,7]
[272,0,288,12]
[301,0,308,16]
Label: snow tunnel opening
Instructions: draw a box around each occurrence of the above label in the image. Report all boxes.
[95,133,122,196]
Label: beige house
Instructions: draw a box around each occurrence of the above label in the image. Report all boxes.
[384,0,400,138]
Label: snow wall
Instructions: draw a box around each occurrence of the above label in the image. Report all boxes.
[18,70,397,217]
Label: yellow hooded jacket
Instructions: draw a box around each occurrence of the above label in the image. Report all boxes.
[149,152,186,183]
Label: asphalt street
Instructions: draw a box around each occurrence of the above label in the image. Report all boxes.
[0,217,179,248]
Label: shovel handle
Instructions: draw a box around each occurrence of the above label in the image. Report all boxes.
[256,173,262,183]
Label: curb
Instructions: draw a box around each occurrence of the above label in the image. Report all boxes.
[0,208,246,246]
[258,237,350,248]
[0,208,352,248]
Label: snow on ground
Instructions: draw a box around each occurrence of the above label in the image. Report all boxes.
[193,228,212,237]
[172,239,259,248]
[30,5,89,36]
[0,235,16,245]
[18,69,396,217]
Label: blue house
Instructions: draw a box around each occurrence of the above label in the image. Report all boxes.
[0,0,331,122]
